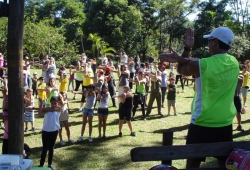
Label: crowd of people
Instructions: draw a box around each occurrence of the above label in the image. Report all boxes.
[0,26,250,169]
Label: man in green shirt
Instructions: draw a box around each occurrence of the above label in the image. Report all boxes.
[159,27,239,168]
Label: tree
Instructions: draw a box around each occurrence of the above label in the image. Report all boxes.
[0,18,8,55]
[83,0,142,56]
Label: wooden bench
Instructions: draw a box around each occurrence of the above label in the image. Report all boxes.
[130,130,250,170]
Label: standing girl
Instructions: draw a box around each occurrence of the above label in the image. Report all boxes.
[24,88,35,132]
[58,92,74,145]
[97,85,109,138]
[75,84,96,142]
[29,96,61,169]
[45,78,59,107]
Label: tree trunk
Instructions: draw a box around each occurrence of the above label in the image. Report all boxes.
[7,0,24,154]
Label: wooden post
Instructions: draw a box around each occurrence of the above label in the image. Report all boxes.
[162,129,173,165]
[7,0,24,154]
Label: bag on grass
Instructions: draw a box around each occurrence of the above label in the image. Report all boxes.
[226,148,250,170]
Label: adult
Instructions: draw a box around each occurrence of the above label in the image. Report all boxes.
[145,70,162,117]
[117,65,130,103]
[241,65,249,107]
[148,53,154,64]
[128,57,135,89]
[23,56,31,88]
[234,73,244,131]
[101,55,108,66]
[120,51,128,65]
[44,57,56,85]
[159,27,238,169]
[160,65,168,108]
[81,53,87,64]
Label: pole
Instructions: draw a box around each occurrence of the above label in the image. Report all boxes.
[162,129,173,165]
[7,0,24,154]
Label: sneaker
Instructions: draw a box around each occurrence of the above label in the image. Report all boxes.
[167,113,170,116]
[142,116,147,120]
[38,165,43,167]
[237,125,244,131]
[161,105,165,108]
[31,127,35,131]
[174,113,178,116]
[119,132,122,137]
[158,112,163,116]
[68,109,71,112]
[68,139,75,144]
[73,96,76,100]
[60,140,65,145]
[130,132,136,136]
[24,128,28,132]
[182,90,185,93]
[78,108,83,112]
[244,104,247,107]
[102,136,107,139]
[48,165,55,170]
[88,136,93,142]
[112,105,117,108]
[77,136,84,142]
[131,117,135,121]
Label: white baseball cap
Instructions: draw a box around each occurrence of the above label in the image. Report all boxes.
[203,26,234,46]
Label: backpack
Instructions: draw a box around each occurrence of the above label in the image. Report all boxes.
[226,148,250,170]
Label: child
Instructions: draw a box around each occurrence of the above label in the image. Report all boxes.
[59,72,68,93]
[167,78,178,116]
[37,77,47,109]
[28,96,61,170]
[31,72,38,98]
[24,88,35,132]
[75,84,96,142]
[67,68,74,92]
[58,92,74,145]
[97,85,109,138]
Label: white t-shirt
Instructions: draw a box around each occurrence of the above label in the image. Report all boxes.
[42,111,61,132]
[102,57,108,65]
[121,55,128,64]
[98,92,109,108]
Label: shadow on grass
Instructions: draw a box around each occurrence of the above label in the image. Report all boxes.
[152,124,189,134]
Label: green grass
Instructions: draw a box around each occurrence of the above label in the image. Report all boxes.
[1,68,250,170]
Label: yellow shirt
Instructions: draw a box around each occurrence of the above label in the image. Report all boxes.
[37,83,47,100]
[83,68,93,86]
[59,78,68,92]
[242,71,249,87]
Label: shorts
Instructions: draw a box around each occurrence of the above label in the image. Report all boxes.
[119,107,131,121]
[186,123,232,162]
[234,96,242,113]
[241,87,248,97]
[98,108,109,116]
[83,108,94,116]
[24,111,34,122]
[168,100,176,107]
[60,120,68,124]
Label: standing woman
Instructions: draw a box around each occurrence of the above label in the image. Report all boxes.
[72,60,84,100]
[75,84,96,142]
[29,96,61,170]
[116,86,135,137]
[44,57,56,85]
[117,65,130,104]
[160,65,168,108]
[128,57,135,89]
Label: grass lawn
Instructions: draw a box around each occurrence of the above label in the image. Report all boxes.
[1,68,250,170]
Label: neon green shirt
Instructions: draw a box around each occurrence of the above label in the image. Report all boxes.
[191,53,239,127]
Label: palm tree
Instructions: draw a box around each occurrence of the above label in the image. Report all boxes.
[75,28,84,52]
